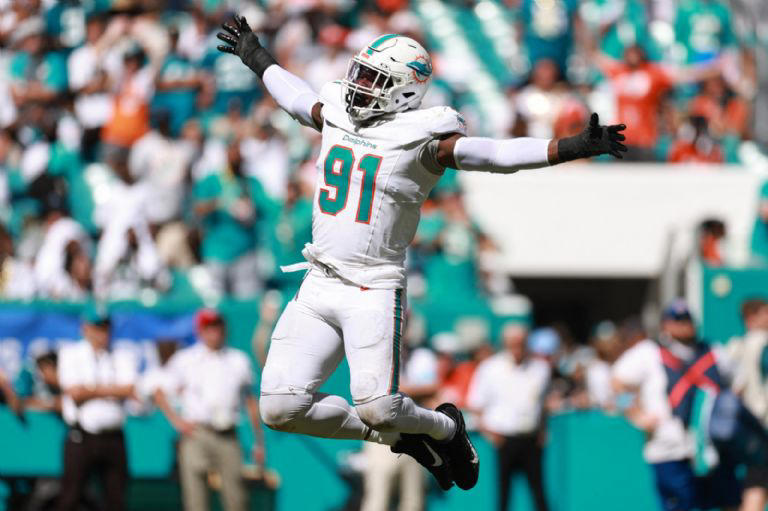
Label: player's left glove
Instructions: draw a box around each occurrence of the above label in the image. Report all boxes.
[557,113,627,161]
[216,15,277,78]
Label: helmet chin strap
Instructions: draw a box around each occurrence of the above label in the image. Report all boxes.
[345,90,387,122]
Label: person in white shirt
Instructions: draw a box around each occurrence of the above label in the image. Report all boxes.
[0,224,35,300]
[128,112,196,225]
[155,309,263,511]
[67,12,115,156]
[467,323,551,511]
[34,210,92,300]
[612,300,740,511]
[57,305,138,511]
[92,213,168,301]
[726,299,768,511]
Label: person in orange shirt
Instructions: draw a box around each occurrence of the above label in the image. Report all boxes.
[697,218,727,266]
[441,343,494,409]
[688,76,750,141]
[101,46,154,150]
[667,116,724,164]
[593,45,719,161]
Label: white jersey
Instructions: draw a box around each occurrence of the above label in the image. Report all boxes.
[301,81,466,289]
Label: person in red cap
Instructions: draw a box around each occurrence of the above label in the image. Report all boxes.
[154,308,264,511]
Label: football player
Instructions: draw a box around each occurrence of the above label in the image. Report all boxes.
[217,16,626,491]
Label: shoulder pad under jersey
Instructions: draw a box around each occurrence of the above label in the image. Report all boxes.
[420,106,468,138]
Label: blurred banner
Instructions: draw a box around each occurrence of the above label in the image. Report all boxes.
[0,303,196,378]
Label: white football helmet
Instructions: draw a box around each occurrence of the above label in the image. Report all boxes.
[341,34,433,123]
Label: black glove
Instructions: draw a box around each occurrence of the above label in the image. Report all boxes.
[216,15,277,78]
[558,113,627,161]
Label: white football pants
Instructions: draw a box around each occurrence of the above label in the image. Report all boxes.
[259,267,454,444]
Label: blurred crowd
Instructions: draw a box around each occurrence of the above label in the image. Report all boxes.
[5,296,768,511]
[357,297,768,511]
[0,0,767,305]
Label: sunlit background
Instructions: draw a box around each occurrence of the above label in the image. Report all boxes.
[0,0,767,510]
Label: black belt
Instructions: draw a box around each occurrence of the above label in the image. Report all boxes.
[197,424,236,436]
[69,424,123,437]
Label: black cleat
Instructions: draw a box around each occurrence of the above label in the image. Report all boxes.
[436,402,479,490]
[391,433,454,490]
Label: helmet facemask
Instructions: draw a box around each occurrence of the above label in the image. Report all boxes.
[342,57,403,122]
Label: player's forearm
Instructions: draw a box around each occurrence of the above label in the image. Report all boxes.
[262,65,320,129]
[217,16,319,129]
[453,136,552,174]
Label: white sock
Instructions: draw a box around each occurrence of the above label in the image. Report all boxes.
[429,411,457,441]
[372,393,457,441]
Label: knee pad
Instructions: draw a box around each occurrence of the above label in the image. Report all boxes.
[355,394,403,432]
[259,393,312,432]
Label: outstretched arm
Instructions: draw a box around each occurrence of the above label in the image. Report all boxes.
[217,15,323,131]
[435,113,626,173]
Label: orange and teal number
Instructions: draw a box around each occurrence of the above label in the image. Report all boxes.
[319,145,382,223]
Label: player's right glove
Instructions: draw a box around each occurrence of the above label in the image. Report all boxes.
[557,113,627,161]
[216,15,277,78]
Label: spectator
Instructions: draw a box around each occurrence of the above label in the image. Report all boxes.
[726,299,768,511]
[674,0,736,65]
[697,218,727,266]
[240,116,290,203]
[57,304,138,511]
[415,191,493,301]
[128,111,195,227]
[667,116,724,163]
[582,0,660,60]
[0,366,21,415]
[193,141,269,298]
[33,206,92,300]
[15,351,61,413]
[468,323,551,511]
[441,343,494,410]
[585,320,624,408]
[515,58,577,139]
[199,20,260,115]
[750,180,768,263]
[431,332,462,406]
[152,26,204,137]
[67,12,114,162]
[265,179,312,288]
[593,45,717,160]
[93,216,168,301]
[154,308,264,511]
[612,300,740,511]
[0,128,16,212]
[134,339,179,411]
[519,0,582,77]
[688,76,750,149]
[0,223,35,299]
[101,44,154,151]
[8,16,67,108]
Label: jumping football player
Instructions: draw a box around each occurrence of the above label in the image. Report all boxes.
[217,16,626,491]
